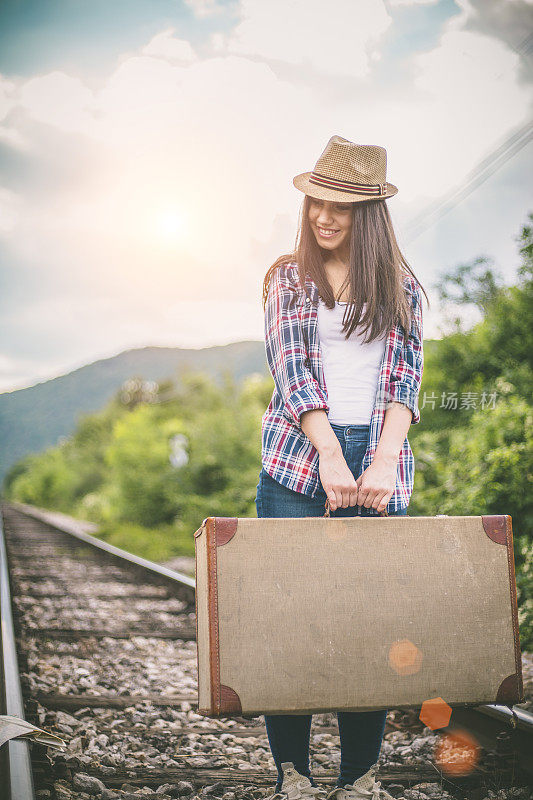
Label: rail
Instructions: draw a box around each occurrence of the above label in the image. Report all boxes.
[0,504,35,799]
[8,500,195,599]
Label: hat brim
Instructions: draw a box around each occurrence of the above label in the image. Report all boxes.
[293,172,398,203]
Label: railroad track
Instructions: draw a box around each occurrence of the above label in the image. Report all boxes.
[1,501,532,800]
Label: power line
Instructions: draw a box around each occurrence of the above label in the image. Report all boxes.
[402,28,533,244]
[403,117,533,244]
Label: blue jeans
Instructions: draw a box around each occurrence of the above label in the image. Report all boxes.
[254,423,408,790]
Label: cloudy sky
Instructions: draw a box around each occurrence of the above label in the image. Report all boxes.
[0,0,532,392]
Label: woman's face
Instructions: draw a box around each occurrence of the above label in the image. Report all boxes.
[308,197,353,259]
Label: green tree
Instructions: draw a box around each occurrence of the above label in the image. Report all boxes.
[105,403,186,527]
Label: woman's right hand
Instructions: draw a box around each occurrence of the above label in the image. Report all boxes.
[318,451,359,511]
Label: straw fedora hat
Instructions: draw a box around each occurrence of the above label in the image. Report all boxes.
[293,135,398,203]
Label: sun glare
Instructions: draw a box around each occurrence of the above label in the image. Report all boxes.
[153,207,186,245]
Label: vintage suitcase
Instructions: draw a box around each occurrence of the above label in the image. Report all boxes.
[194,513,523,717]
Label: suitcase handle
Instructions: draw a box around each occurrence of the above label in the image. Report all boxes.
[324,498,388,517]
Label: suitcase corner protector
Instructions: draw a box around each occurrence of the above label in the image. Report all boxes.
[495,673,522,705]
[219,684,242,714]
[214,518,239,546]
[194,517,239,545]
[481,514,512,545]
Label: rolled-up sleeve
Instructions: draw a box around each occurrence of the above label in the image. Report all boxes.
[387,282,424,424]
[264,265,329,428]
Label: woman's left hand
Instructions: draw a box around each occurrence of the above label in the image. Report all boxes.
[355,454,398,513]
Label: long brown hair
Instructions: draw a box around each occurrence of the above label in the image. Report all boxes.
[262,196,429,342]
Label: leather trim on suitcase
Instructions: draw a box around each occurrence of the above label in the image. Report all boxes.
[496,673,523,705]
[203,516,242,715]
[220,684,243,713]
[482,515,507,544]
[482,514,524,704]
[195,529,199,700]
[195,521,212,714]
[214,517,239,546]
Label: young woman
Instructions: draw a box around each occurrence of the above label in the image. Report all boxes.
[255,136,428,800]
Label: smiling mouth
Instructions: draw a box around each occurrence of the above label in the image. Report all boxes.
[317,227,340,238]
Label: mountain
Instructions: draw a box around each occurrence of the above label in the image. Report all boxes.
[0,341,267,487]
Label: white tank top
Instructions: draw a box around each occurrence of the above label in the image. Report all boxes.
[317,299,387,425]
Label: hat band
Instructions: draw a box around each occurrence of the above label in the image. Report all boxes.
[309,171,387,196]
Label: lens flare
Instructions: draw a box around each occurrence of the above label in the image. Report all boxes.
[388,639,423,676]
[434,729,480,775]
[419,697,452,730]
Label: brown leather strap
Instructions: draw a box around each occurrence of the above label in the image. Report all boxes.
[324,498,388,517]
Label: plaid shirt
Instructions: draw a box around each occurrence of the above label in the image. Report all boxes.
[260,261,424,512]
